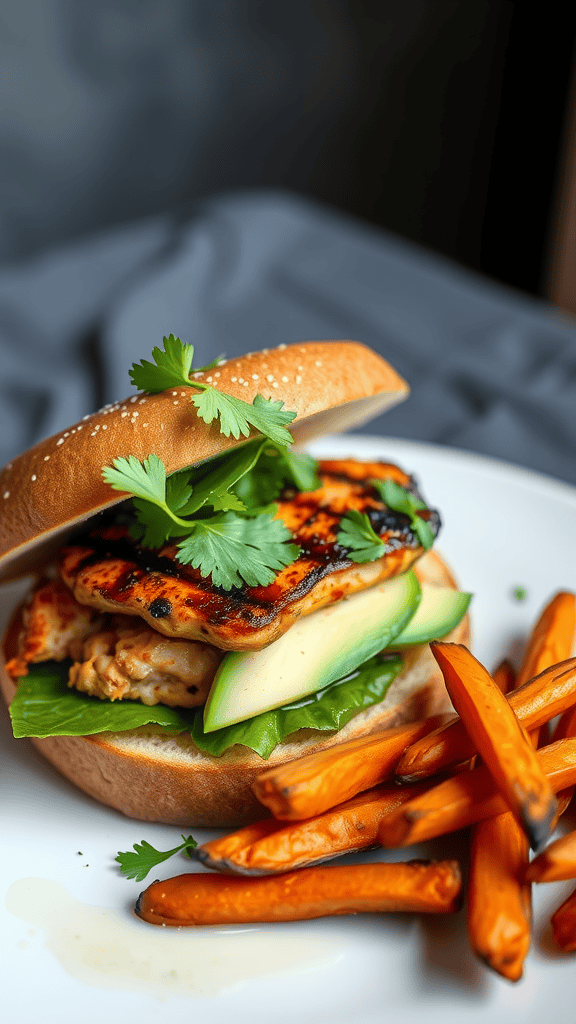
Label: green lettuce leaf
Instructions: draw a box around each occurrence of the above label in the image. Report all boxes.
[9,662,194,738]
[9,653,402,759]
[189,653,403,759]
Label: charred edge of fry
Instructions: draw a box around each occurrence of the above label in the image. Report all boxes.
[477,950,526,984]
[521,796,559,852]
[193,845,376,876]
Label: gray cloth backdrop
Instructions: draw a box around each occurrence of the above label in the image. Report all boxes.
[1,190,575,484]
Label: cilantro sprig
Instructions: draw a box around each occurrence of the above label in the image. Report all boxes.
[371,478,435,550]
[130,334,296,447]
[336,479,435,563]
[116,835,197,882]
[103,449,301,590]
[336,510,386,563]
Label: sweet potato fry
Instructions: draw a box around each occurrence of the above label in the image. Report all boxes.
[526,829,576,882]
[464,671,571,980]
[396,656,576,783]
[430,642,558,849]
[493,658,517,694]
[379,737,576,848]
[252,713,453,821]
[552,787,575,825]
[467,811,531,982]
[465,655,532,981]
[552,703,576,742]
[196,781,431,875]
[516,591,576,687]
[135,860,462,926]
[551,884,576,951]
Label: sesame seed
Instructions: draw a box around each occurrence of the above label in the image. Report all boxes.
[315,360,322,367]
[130,396,138,403]
[296,375,302,384]
[57,438,64,445]
[262,348,269,354]
[77,425,83,431]
[238,378,244,384]
[277,343,287,350]
[121,412,128,418]
[3,491,9,499]
[251,374,259,380]
[206,376,213,383]
[31,474,37,481]
[102,424,107,430]
[298,365,303,371]
[266,374,274,382]
[272,381,279,388]
[139,398,146,404]
[173,401,179,405]
[214,372,221,378]
[44,455,50,461]
[90,431,97,436]
[143,423,149,427]
[281,376,289,383]
[64,432,69,438]
[172,391,178,396]
[217,359,227,366]
[231,377,238,383]
[243,381,249,387]
[82,414,90,421]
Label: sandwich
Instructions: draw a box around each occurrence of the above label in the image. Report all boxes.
[0,337,470,826]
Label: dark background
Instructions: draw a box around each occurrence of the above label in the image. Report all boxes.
[1,1,574,298]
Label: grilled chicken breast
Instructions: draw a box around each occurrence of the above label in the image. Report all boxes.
[7,578,223,707]
[59,459,439,652]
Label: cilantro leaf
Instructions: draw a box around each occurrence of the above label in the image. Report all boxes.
[103,453,167,505]
[116,835,197,883]
[371,478,435,550]
[101,447,303,589]
[234,445,320,510]
[130,499,180,548]
[192,389,295,447]
[130,335,296,447]
[177,511,300,589]
[176,440,266,516]
[336,509,387,563]
[129,334,221,393]
[281,447,321,492]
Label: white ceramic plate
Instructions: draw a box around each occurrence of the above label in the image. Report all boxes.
[3,436,576,1024]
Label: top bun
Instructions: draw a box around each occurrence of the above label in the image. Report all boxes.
[0,341,408,583]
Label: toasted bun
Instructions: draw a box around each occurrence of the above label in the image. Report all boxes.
[0,341,408,584]
[0,549,469,827]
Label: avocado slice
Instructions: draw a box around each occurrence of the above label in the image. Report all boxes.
[203,570,421,732]
[389,585,471,648]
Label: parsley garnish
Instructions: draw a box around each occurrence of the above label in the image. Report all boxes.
[336,509,387,563]
[116,835,197,882]
[102,449,301,590]
[371,478,435,550]
[130,334,296,447]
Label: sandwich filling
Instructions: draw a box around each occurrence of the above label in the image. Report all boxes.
[7,458,439,708]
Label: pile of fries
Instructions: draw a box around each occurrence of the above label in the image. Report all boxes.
[136,591,576,982]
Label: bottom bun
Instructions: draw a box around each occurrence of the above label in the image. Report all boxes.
[0,550,470,827]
